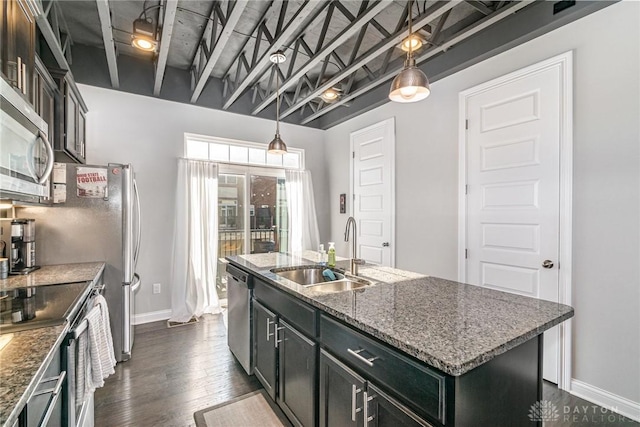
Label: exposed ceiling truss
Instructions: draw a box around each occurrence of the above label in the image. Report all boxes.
[38,0,615,129]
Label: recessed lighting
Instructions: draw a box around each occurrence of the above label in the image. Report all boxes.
[320,88,340,103]
[400,34,423,52]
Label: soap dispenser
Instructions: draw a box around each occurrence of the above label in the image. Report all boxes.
[327,242,336,267]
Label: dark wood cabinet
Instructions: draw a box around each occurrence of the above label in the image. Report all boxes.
[319,350,366,427]
[278,320,317,427]
[32,57,58,141]
[319,350,430,427]
[48,69,88,164]
[366,384,431,427]
[253,278,319,427]
[1,0,36,102]
[253,300,278,400]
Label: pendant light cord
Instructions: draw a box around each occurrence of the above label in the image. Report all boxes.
[275,63,280,135]
[408,0,413,58]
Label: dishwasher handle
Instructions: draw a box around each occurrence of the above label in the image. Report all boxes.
[226,264,250,286]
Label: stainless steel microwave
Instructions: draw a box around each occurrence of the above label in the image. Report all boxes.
[0,77,54,202]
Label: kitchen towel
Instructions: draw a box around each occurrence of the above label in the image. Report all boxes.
[87,295,117,388]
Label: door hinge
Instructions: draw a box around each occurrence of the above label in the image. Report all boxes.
[465,249,468,259]
[465,184,468,195]
[465,119,468,130]
[352,151,355,158]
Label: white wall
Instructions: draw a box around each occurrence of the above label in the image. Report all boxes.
[78,84,327,317]
[323,0,639,410]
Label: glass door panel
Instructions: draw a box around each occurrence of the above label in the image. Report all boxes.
[250,175,279,254]
[217,173,245,300]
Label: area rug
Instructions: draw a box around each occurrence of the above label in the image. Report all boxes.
[194,390,292,427]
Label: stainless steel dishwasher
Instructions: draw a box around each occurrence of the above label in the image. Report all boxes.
[227,263,253,375]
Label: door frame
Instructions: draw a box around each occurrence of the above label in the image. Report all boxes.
[457,51,574,390]
[349,117,396,268]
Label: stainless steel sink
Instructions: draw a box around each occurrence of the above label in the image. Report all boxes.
[305,279,370,293]
[271,266,345,285]
[271,265,373,293]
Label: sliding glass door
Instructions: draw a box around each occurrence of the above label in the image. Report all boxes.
[216,167,287,299]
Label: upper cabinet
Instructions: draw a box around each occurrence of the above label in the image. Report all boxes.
[1,0,37,102]
[49,69,88,164]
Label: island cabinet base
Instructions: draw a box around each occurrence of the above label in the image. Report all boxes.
[320,313,543,427]
[453,334,542,427]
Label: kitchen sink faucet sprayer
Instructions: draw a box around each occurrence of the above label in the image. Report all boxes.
[344,216,365,275]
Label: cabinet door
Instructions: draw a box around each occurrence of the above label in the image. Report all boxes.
[65,88,78,157]
[278,320,317,427]
[77,110,86,161]
[365,384,432,427]
[4,0,35,100]
[253,300,277,400]
[319,350,366,427]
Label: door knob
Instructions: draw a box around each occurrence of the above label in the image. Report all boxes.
[382,242,389,247]
[542,260,554,269]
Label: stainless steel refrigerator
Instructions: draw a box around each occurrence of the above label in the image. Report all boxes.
[20,163,141,362]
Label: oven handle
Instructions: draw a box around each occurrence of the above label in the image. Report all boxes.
[36,370,66,426]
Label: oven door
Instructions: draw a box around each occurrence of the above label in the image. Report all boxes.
[0,78,54,200]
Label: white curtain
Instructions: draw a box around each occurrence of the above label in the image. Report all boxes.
[285,169,320,254]
[169,159,221,323]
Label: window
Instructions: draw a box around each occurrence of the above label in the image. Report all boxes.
[185,133,304,169]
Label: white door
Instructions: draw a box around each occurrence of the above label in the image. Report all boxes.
[350,118,395,267]
[464,60,567,383]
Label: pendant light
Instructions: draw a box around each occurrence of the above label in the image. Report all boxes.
[389,0,430,103]
[268,51,288,155]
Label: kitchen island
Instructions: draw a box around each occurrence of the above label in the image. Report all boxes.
[0,262,105,427]
[227,253,573,427]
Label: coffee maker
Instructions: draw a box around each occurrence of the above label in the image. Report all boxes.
[10,219,40,274]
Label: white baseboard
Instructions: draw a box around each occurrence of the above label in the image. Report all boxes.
[133,309,172,325]
[570,378,640,422]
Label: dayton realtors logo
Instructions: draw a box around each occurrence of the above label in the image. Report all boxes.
[529,400,632,423]
[528,400,560,422]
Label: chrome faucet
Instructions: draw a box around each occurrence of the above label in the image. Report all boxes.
[344,216,365,275]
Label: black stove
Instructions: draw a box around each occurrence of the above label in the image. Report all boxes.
[0,282,89,334]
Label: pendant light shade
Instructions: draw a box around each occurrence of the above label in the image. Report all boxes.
[389,57,430,103]
[268,133,287,155]
[268,51,288,155]
[389,0,430,103]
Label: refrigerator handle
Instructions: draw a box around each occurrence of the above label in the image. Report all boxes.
[133,179,141,268]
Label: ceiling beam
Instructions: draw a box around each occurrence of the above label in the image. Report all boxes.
[190,1,250,103]
[250,0,392,115]
[153,0,178,96]
[465,1,494,15]
[95,0,119,88]
[222,1,320,110]
[280,0,458,120]
[300,0,535,125]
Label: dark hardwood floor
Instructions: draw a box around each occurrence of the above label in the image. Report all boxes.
[95,314,638,426]
[94,313,261,426]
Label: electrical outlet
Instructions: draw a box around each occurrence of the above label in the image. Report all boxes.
[152,283,161,294]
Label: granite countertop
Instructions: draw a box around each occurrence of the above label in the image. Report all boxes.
[227,253,574,376]
[0,262,105,291]
[0,262,104,426]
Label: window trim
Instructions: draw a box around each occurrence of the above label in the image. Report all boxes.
[184,132,305,169]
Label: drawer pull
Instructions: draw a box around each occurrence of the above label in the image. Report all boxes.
[347,348,379,367]
[351,384,362,421]
[275,325,285,348]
